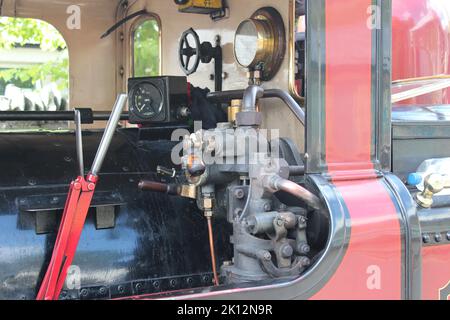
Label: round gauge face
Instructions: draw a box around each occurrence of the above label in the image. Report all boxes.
[234,20,260,67]
[130,82,163,119]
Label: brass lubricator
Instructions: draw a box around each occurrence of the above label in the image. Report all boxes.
[416,173,450,208]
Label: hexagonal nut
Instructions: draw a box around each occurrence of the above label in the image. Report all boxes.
[202,198,213,210]
[236,111,263,127]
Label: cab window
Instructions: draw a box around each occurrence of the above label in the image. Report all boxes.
[132,16,161,77]
[0,18,69,110]
[0,17,69,130]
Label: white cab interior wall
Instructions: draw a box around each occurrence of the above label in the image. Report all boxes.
[1,0,304,149]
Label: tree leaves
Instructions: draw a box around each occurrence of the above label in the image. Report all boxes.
[0,17,68,92]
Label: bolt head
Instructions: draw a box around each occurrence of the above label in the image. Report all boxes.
[435,233,443,243]
[234,189,245,199]
[80,289,88,297]
[300,257,311,267]
[423,234,431,244]
[298,243,310,254]
[281,244,294,258]
[263,252,272,261]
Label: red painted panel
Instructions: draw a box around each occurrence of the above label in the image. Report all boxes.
[422,245,450,300]
[392,0,450,105]
[313,0,403,299]
[325,0,373,170]
[312,180,402,300]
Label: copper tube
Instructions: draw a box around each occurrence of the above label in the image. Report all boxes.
[269,176,322,211]
[206,216,220,286]
[138,181,169,193]
[138,180,181,196]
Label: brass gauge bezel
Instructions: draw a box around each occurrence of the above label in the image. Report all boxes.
[234,7,286,81]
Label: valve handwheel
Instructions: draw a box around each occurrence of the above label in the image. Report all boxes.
[179,28,201,75]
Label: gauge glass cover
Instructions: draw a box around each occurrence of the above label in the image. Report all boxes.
[234,20,259,67]
[131,82,163,119]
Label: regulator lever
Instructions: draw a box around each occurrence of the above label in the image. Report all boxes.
[37,94,127,300]
[74,109,84,177]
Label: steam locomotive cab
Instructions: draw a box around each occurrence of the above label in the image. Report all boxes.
[0,0,449,300]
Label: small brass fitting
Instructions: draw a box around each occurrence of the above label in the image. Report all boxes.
[228,99,242,124]
[180,185,197,199]
[202,197,214,211]
[204,210,213,218]
[416,174,447,208]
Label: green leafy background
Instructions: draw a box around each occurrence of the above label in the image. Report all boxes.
[0,17,69,94]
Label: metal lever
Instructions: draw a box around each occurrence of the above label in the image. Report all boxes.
[90,94,127,176]
[74,109,84,177]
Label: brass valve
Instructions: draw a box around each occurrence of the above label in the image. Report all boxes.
[416,173,450,208]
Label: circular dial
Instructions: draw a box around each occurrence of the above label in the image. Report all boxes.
[130,82,163,119]
[233,8,286,81]
[234,20,260,67]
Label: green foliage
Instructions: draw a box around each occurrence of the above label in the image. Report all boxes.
[133,19,160,77]
[0,17,69,92]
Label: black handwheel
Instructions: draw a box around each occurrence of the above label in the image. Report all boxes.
[179,28,201,76]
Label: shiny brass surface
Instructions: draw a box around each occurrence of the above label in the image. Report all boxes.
[234,7,286,81]
[228,99,242,123]
[180,185,197,200]
[416,174,450,208]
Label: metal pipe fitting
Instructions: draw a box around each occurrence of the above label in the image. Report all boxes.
[207,89,305,125]
[267,176,322,211]
[242,85,265,112]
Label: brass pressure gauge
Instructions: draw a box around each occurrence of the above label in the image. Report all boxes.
[234,7,286,81]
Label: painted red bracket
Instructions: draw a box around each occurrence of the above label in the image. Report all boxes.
[36,174,98,300]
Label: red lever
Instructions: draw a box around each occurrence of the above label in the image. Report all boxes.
[37,94,127,300]
[37,175,98,300]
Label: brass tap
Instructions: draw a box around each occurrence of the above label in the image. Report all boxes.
[416,174,450,208]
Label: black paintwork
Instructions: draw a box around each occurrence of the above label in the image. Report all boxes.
[0,129,232,300]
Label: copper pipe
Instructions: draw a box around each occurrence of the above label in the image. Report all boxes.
[269,176,322,211]
[206,216,220,286]
[138,180,181,196]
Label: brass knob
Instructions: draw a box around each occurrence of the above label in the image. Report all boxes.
[416,174,446,208]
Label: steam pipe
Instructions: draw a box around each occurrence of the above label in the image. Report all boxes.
[289,165,305,176]
[268,176,322,211]
[242,85,265,112]
[206,89,305,125]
